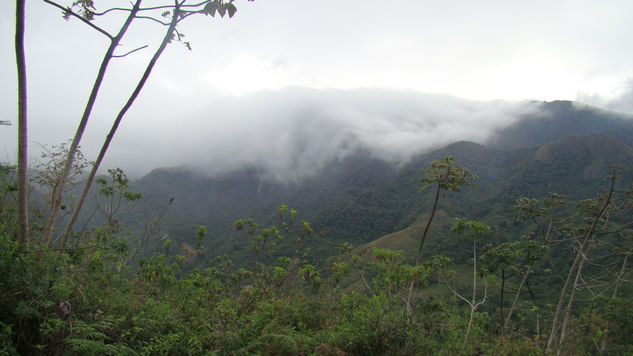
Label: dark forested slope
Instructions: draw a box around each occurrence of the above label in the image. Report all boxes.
[126,100,633,264]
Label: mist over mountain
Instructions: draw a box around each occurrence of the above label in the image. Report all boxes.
[117,89,633,184]
[123,99,633,262]
[490,100,633,149]
[118,88,538,180]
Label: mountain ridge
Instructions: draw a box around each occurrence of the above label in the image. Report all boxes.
[490,100,633,149]
[123,100,633,263]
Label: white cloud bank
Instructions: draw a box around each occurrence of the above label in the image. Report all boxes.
[104,88,537,180]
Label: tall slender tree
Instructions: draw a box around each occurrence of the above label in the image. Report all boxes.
[39,0,249,245]
[450,218,491,354]
[15,0,28,243]
[41,0,142,244]
[405,156,477,315]
[60,1,182,246]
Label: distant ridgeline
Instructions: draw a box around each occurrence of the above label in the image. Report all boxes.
[124,100,633,265]
[490,100,633,149]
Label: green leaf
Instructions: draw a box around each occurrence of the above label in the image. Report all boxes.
[204,1,218,17]
[226,3,237,18]
[217,4,227,17]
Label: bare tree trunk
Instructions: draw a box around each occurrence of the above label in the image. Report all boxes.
[504,265,530,332]
[462,306,476,354]
[405,183,441,315]
[15,0,28,243]
[42,0,142,244]
[61,4,181,246]
[461,238,478,353]
[460,238,489,354]
[499,268,505,337]
[415,183,442,266]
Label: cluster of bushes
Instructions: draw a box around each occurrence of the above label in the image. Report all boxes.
[0,230,463,355]
[1,227,630,355]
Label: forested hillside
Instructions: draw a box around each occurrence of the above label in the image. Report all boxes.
[125,100,633,267]
[2,101,633,355]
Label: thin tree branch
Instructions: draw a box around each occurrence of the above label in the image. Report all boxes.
[93,7,133,16]
[181,0,214,8]
[113,45,149,58]
[473,283,488,309]
[595,222,633,235]
[42,0,114,40]
[135,15,172,26]
[139,0,211,11]
[359,270,374,294]
[176,11,199,22]
[443,281,472,306]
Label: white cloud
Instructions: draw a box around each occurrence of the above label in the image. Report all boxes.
[100,88,535,180]
[578,78,633,114]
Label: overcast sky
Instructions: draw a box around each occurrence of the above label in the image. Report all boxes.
[1,0,633,179]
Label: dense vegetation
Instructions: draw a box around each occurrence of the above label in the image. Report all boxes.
[127,130,633,267]
[1,139,632,355]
